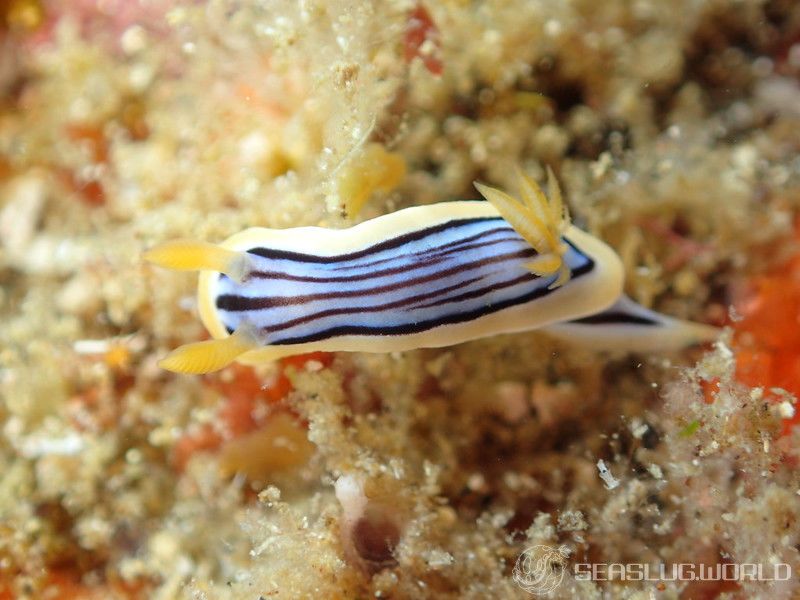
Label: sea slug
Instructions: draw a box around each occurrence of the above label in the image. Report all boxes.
[144,170,717,373]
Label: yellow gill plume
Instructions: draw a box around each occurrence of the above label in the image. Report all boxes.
[474,167,571,288]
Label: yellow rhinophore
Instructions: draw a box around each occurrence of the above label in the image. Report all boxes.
[157,326,259,374]
[144,240,258,374]
[474,167,571,288]
[143,239,248,283]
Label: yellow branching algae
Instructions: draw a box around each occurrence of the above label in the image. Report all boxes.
[336,142,406,217]
[2,1,800,599]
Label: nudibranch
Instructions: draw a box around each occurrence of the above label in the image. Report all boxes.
[144,169,718,374]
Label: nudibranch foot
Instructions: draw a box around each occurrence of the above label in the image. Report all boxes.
[474,167,571,289]
[143,239,250,283]
[157,325,259,374]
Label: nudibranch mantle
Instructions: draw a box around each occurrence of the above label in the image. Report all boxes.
[200,201,623,364]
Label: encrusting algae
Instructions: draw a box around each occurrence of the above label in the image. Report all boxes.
[1,1,800,599]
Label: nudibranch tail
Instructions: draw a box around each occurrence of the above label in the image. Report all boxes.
[143,239,249,283]
[543,295,721,351]
[474,168,571,289]
[157,326,259,374]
